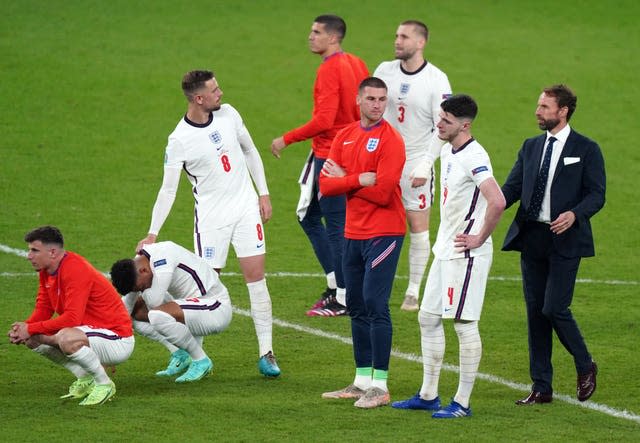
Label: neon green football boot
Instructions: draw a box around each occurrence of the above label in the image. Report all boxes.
[79,381,116,406]
[60,375,95,399]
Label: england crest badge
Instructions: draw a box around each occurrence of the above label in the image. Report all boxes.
[366,138,379,152]
[209,131,222,144]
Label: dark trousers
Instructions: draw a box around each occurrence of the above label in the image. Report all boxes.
[299,156,346,288]
[520,222,592,393]
[344,235,404,371]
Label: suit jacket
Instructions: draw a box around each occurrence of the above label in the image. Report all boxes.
[501,129,606,258]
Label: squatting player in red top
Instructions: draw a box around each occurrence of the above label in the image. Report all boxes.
[271,14,369,317]
[319,77,406,409]
[8,226,134,406]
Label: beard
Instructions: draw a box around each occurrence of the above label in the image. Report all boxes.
[394,48,415,61]
[538,118,560,131]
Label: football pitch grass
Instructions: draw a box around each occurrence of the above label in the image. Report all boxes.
[1,0,639,441]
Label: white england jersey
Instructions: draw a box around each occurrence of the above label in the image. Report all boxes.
[139,241,230,308]
[165,104,260,231]
[432,139,494,259]
[373,60,451,162]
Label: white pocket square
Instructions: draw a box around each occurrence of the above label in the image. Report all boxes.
[563,157,580,165]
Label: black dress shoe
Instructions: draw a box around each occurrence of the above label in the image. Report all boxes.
[515,391,553,405]
[577,361,598,402]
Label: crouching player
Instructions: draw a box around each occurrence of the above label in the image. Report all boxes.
[8,226,134,406]
[110,241,232,382]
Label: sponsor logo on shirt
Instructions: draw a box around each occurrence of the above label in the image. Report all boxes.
[343,140,354,145]
[366,138,379,152]
[153,259,167,267]
[472,166,488,175]
[442,93,452,100]
[256,243,264,249]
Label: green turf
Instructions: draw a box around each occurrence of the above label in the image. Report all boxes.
[1,0,639,441]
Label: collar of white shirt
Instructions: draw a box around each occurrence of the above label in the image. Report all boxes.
[546,124,571,146]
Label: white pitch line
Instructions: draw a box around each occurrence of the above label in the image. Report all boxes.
[235,306,640,424]
[0,244,27,257]
[1,244,637,286]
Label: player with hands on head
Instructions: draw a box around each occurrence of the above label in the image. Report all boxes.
[110,241,232,383]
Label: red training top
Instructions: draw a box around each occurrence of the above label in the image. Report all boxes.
[283,52,369,159]
[26,252,133,337]
[319,119,406,239]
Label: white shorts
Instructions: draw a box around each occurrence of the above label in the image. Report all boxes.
[421,254,492,320]
[401,156,434,212]
[176,295,232,337]
[77,326,135,366]
[194,205,266,268]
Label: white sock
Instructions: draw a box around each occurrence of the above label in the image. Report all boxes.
[336,287,346,306]
[33,344,87,378]
[148,310,206,361]
[68,346,110,384]
[133,320,179,353]
[353,367,372,390]
[371,369,389,392]
[247,278,273,356]
[453,320,482,408]
[371,379,387,391]
[407,231,430,297]
[326,272,337,290]
[418,310,444,401]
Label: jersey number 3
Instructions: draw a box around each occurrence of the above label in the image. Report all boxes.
[397,105,405,123]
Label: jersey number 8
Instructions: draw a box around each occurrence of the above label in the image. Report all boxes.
[221,154,231,172]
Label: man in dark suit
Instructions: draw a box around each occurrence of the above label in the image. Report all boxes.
[501,84,605,405]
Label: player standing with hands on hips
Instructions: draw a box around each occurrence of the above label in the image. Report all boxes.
[502,84,605,405]
[271,14,369,317]
[137,70,280,377]
[374,19,452,312]
[392,95,505,418]
[320,77,406,409]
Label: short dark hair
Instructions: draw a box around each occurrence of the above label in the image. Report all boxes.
[359,77,387,92]
[110,259,137,295]
[182,70,214,101]
[401,20,429,41]
[314,14,346,41]
[543,84,577,121]
[24,226,64,247]
[441,94,478,120]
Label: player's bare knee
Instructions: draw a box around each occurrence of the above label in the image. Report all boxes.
[57,327,89,355]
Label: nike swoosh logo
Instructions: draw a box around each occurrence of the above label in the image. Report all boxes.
[256,243,264,248]
[343,140,355,145]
